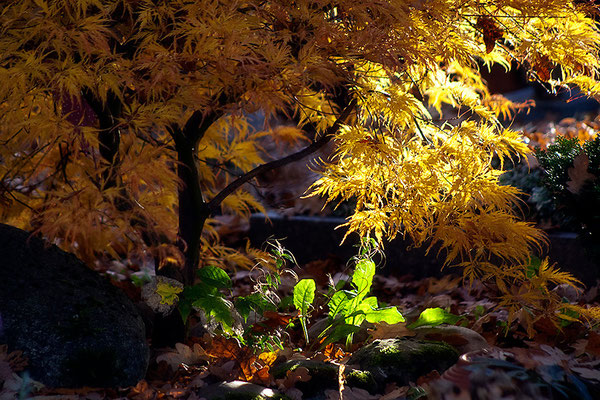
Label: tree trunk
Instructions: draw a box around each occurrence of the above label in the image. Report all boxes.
[175,139,211,286]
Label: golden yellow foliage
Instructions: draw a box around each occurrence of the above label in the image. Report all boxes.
[1,0,600,330]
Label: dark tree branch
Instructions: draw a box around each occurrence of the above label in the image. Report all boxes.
[182,92,230,146]
[81,88,122,190]
[207,98,357,212]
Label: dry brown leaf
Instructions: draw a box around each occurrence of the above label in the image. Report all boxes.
[0,344,27,372]
[238,355,257,382]
[251,310,297,334]
[208,360,237,381]
[533,55,553,81]
[574,331,600,357]
[417,370,441,386]
[155,343,210,371]
[368,321,415,340]
[206,336,243,360]
[381,384,410,400]
[128,380,157,400]
[279,366,311,389]
[427,275,462,294]
[567,153,596,194]
[301,257,342,286]
[165,387,189,398]
[508,347,544,370]
[187,373,207,389]
[258,351,278,366]
[424,294,454,309]
[322,343,348,362]
[571,366,600,382]
[476,16,504,53]
[573,339,589,357]
[240,351,278,385]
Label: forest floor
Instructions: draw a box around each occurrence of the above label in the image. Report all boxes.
[12,260,600,400]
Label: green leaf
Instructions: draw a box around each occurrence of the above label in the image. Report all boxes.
[178,299,192,323]
[279,295,294,310]
[352,259,376,298]
[320,321,361,346]
[558,297,579,327]
[294,278,316,343]
[130,274,151,287]
[407,307,462,329]
[183,282,218,302]
[364,306,405,324]
[197,265,232,289]
[526,257,543,278]
[280,251,294,262]
[235,292,276,322]
[474,305,486,318]
[293,279,316,316]
[328,290,352,318]
[192,294,235,332]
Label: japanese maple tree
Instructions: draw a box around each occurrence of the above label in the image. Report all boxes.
[2,0,600,329]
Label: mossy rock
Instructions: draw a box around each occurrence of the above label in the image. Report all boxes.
[348,338,459,388]
[271,359,376,395]
[197,381,289,400]
[272,359,337,396]
[346,369,377,393]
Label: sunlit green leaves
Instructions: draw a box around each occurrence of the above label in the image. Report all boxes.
[178,266,237,332]
[234,292,276,323]
[293,279,316,317]
[197,265,232,289]
[363,305,405,325]
[191,294,235,332]
[293,278,316,343]
[352,259,376,296]
[407,308,462,329]
[322,254,404,348]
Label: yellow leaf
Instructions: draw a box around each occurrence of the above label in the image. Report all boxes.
[156,282,183,306]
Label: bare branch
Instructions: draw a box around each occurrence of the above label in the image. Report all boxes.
[208,98,357,212]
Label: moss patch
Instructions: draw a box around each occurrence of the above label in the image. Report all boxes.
[346,369,377,393]
[348,338,459,388]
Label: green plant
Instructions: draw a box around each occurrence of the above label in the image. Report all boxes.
[236,240,299,351]
[178,265,238,334]
[318,240,404,348]
[174,240,298,350]
[293,278,316,344]
[499,163,556,225]
[235,240,297,321]
[407,307,463,329]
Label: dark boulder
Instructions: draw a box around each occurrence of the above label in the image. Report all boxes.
[271,359,378,396]
[0,223,149,388]
[348,338,459,389]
